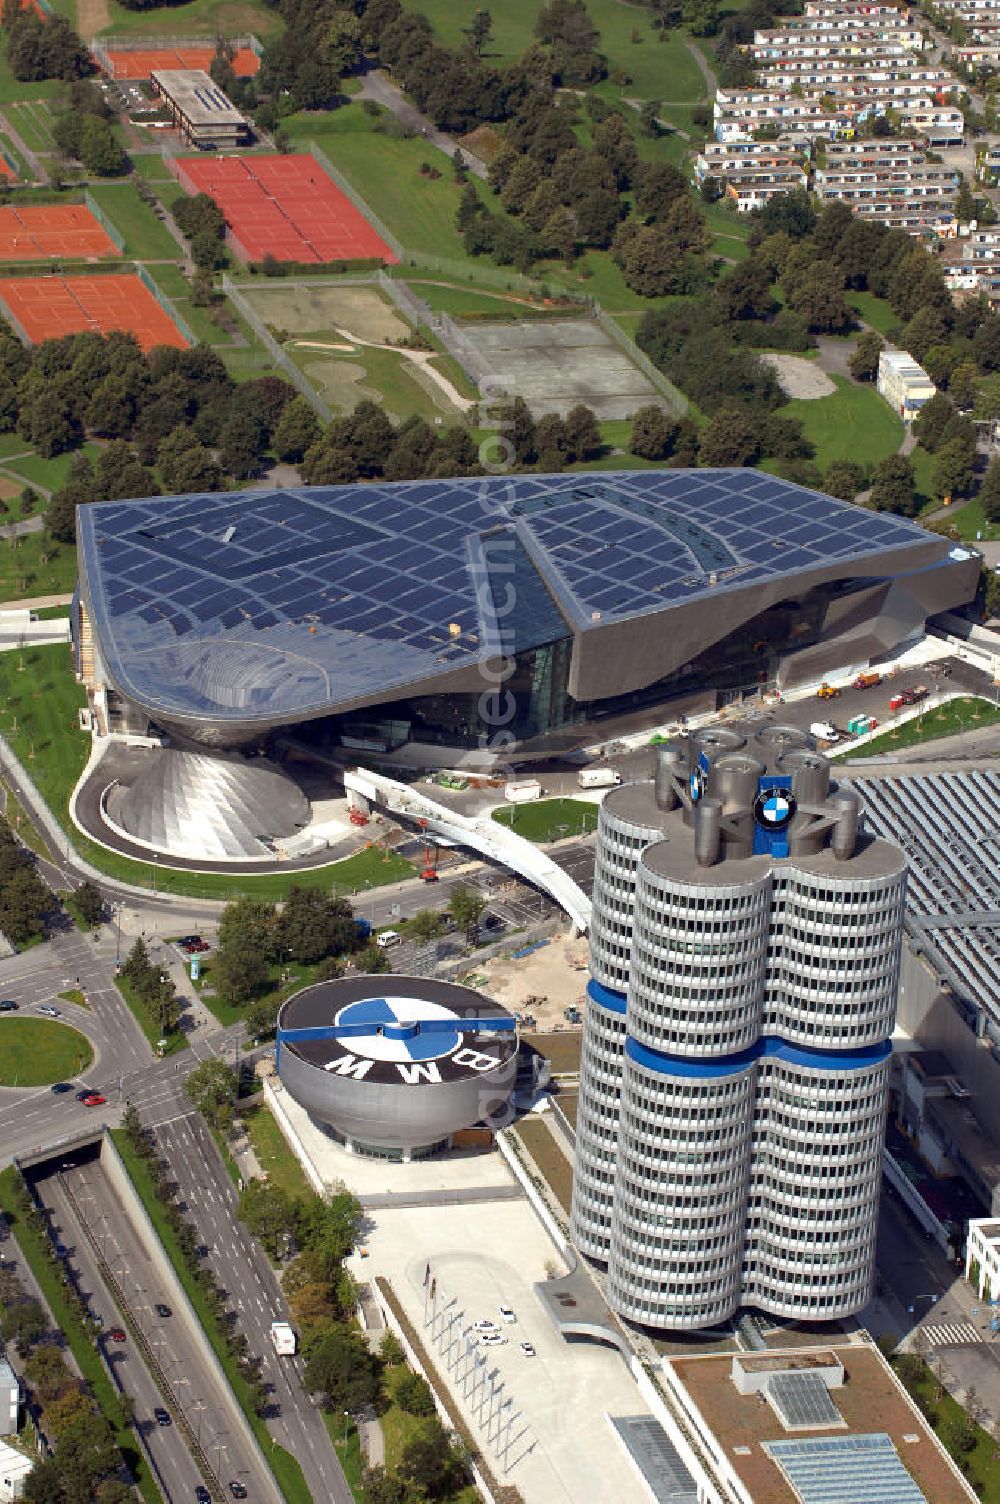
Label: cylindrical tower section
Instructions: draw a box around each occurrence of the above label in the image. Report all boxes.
[574,782,665,1261]
[628,841,772,1058]
[765,850,907,1048]
[607,1047,756,1328]
[744,1048,891,1320]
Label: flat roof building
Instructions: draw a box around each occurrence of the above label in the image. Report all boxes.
[877,349,936,422]
[0,1441,31,1502]
[149,69,250,148]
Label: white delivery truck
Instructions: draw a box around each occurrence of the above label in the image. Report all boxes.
[270,1321,297,1357]
[504,778,543,803]
[578,767,622,789]
[809,721,839,743]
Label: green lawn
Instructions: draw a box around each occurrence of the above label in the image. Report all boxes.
[931,495,998,540]
[403,279,551,318]
[2,441,102,495]
[0,530,74,600]
[241,1100,311,1198]
[776,374,903,472]
[98,0,283,39]
[0,1017,92,1084]
[511,1118,573,1218]
[0,642,89,813]
[8,99,56,152]
[289,338,462,422]
[87,181,180,261]
[492,796,600,842]
[143,263,226,346]
[110,1131,312,1504]
[0,1166,160,1504]
[408,0,705,105]
[840,697,1000,760]
[846,290,900,337]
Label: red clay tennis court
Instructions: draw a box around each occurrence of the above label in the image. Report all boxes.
[175,153,398,265]
[100,46,260,81]
[0,274,188,350]
[0,205,118,260]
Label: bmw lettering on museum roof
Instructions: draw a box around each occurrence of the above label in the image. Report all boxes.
[276,975,519,1158]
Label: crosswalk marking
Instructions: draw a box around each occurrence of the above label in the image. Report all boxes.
[921,1321,981,1348]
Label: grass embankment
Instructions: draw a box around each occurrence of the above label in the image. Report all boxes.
[491,797,599,842]
[110,1129,313,1504]
[113,974,186,1055]
[98,0,283,39]
[0,1017,92,1085]
[0,1167,160,1504]
[241,1100,311,1198]
[841,697,1000,760]
[510,1118,573,1219]
[87,181,181,262]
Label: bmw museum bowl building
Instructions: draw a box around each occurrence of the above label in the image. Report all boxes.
[275,975,519,1160]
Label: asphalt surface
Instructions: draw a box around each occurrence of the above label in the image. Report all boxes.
[37,1161,245,1504]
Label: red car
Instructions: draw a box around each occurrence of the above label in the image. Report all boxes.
[108,1328,126,1343]
[83,1093,106,1107]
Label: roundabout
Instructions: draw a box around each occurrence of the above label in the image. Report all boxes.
[0,1017,94,1087]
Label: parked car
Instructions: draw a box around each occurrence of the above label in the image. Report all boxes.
[481,1332,506,1346]
[54,1243,68,1258]
[155,1304,171,1319]
[498,1305,516,1324]
[154,1408,171,1427]
[177,935,201,948]
[0,1000,18,1011]
[188,940,210,953]
[520,1341,536,1357]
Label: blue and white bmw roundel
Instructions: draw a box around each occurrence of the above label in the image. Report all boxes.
[690,766,705,802]
[754,788,797,830]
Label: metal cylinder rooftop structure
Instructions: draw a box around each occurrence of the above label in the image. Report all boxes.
[571,728,906,1330]
[276,975,518,1161]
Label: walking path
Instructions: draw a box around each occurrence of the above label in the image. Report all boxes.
[0,111,44,185]
[356,68,488,181]
[292,330,474,413]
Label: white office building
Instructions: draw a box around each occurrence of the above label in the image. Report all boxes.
[571,726,905,1330]
[877,349,936,422]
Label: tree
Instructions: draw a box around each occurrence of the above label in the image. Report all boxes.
[23,1459,64,1504]
[157,428,225,493]
[355,943,389,975]
[398,1423,463,1499]
[949,359,980,412]
[955,172,976,224]
[78,116,124,177]
[699,407,760,467]
[94,441,156,502]
[612,219,682,297]
[784,260,850,333]
[239,1179,295,1258]
[303,1326,380,1412]
[630,404,676,460]
[218,896,278,958]
[448,885,486,934]
[563,403,601,461]
[1,1297,46,1354]
[395,1371,435,1416]
[980,458,1000,521]
[278,888,355,965]
[913,391,959,453]
[824,461,867,501]
[185,1059,238,1129]
[848,331,883,383]
[932,433,976,502]
[219,412,264,480]
[499,155,541,214]
[869,453,917,516]
[212,944,270,1006]
[274,397,321,463]
[23,1343,72,1401]
[406,909,446,943]
[0,866,50,946]
[41,1385,92,1438]
[53,1412,120,1504]
[244,996,280,1040]
[71,880,104,927]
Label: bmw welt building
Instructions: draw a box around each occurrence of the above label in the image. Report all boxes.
[75,470,977,765]
[571,726,905,1330]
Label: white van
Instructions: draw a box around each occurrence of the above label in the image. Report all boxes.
[578,767,622,789]
[376,930,402,949]
[809,721,839,743]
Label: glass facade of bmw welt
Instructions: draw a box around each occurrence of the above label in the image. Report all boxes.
[571,726,905,1330]
[75,472,977,757]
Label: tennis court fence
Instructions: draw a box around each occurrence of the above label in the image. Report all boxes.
[82,191,126,254]
[222,273,332,422]
[136,264,196,348]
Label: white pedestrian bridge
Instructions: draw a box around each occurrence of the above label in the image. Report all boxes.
[343,769,592,933]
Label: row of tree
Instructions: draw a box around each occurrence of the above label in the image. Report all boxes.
[2,0,90,85]
[4,1175,135,1504]
[118,937,181,1039]
[0,815,52,947]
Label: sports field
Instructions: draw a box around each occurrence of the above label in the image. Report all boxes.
[0,273,187,350]
[175,153,397,265]
[0,204,118,260]
[241,282,408,342]
[98,43,260,79]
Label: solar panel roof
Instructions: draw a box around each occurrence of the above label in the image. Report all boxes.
[78,471,942,729]
[764,1434,928,1504]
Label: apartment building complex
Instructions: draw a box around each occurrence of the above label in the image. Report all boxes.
[571,727,905,1330]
